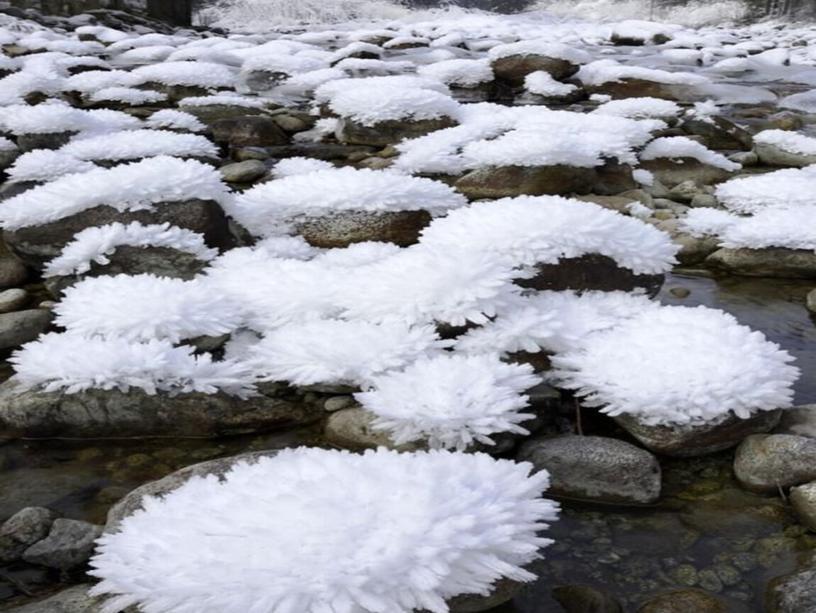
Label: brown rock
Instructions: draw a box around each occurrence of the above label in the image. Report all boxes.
[296,209,431,248]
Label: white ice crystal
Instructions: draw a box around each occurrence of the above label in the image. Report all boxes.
[714,165,816,213]
[524,71,578,97]
[0,100,141,135]
[754,129,816,156]
[487,40,590,65]
[58,129,219,162]
[329,85,461,126]
[227,167,466,237]
[270,156,334,178]
[552,306,799,426]
[358,354,539,450]
[683,205,816,251]
[90,448,559,613]
[130,61,237,88]
[44,222,217,278]
[640,136,741,171]
[419,196,678,274]
[0,156,231,230]
[55,274,241,343]
[577,59,708,86]
[6,150,97,183]
[417,58,494,87]
[11,333,255,397]
[592,97,681,119]
[179,93,267,108]
[88,87,168,105]
[145,109,206,133]
[248,319,449,386]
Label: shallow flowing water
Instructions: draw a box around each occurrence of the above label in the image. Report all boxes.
[0,272,813,609]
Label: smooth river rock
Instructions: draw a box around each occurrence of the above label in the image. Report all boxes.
[0,381,322,439]
[791,482,816,532]
[614,410,781,458]
[516,434,661,504]
[766,566,816,613]
[22,518,102,570]
[0,506,58,563]
[705,247,816,279]
[734,434,816,493]
[0,309,52,350]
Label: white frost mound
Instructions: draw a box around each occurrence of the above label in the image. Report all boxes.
[6,150,97,183]
[592,97,681,119]
[455,290,659,356]
[145,109,205,133]
[417,58,494,88]
[552,306,798,426]
[59,130,219,162]
[0,101,141,135]
[714,165,816,213]
[55,274,240,343]
[130,61,237,88]
[329,85,461,126]
[419,196,678,274]
[780,90,816,114]
[358,354,539,450]
[248,319,449,386]
[640,136,740,171]
[89,87,168,105]
[44,222,217,278]
[10,333,254,397]
[270,156,334,178]
[227,167,466,237]
[683,206,816,252]
[754,129,816,156]
[90,448,559,613]
[0,156,231,230]
[487,40,590,65]
[524,71,577,97]
[577,59,708,87]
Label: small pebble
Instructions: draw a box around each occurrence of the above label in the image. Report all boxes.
[0,288,27,313]
[669,287,691,298]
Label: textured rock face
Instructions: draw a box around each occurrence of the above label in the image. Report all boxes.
[765,566,816,613]
[518,254,665,298]
[491,55,578,85]
[586,78,696,101]
[790,482,816,531]
[639,158,736,188]
[637,589,729,613]
[295,209,432,248]
[455,164,599,199]
[0,382,322,439]
[614,410,782,458]
[22,518,102,570]
[0,309,52,350]
[682,116,753,151]
[734,434,816,493]
[705,248,816,279]
[517,434,662,505]
[4,199,231,269]
[775,404,816,438]
[211,116,289,148]
[0,507,58,563]
[755,142,816,167]
[105,451,280,533]
[336,116,457,147]
[324,407,422,452]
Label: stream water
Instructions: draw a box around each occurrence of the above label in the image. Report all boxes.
[0,272,813,610]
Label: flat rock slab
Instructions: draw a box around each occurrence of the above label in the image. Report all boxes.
[614,410,781,458]
[705,247,816,279]
[0,381,322,439]
[517,434,661,505]
[22,518,102,571]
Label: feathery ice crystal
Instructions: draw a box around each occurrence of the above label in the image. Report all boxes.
[91,448,559,613]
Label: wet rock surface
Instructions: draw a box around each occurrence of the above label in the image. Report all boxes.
[734,434,816,493]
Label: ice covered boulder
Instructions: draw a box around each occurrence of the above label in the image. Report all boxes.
[0,156,233,268]
[0,137,19,173]
[521,70,583,105]
[130,61,237,101]
[227,166,465,247]
[91,448,559,613]
[639,136,741,187]
[552,306,798,456]
[578,60,708,101]
[754,130,816,167]
[178,94,271,124]
[488,41,589,86]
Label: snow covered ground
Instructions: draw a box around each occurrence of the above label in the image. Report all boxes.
[0,1,814,611]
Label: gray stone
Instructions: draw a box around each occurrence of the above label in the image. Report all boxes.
[0,288,28,313]
[614,410,781,458]
[323,395,355,412]
[729,150,758,166]
[552,584,623,613]
[516,434,661,504]
[667,180,702,203]
[705,247,816,279]
[756,142,816,168]
[791,482,816,532]
[586,78,696,102]
[0,256,28,288]
[0,584,129,613]
[637,589,728,613]
[491,54,578,85]
[0,309,51,350]
[324,407,421,452]
[0,381,322,439]
[673,232,720,266]
[682,116,753,151]
[0,506,59,563]
[16,131,76,152]
[219,159,267,183]
[455,164,599,199]
[766,566,816,613]
[105,451,280,533]
[336,116,457,147]
[295,209,431,248]
[808,289,816,314]
[271,113,314,133]
[179,103,267,124]
[640,158,736,188]
[211,116,289,148]
[446,577,524,612]
[4,199,231,269]
[22,518,102,570]
[775,405,816,438]
[734,434,816,493]
[690,193,719,208]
